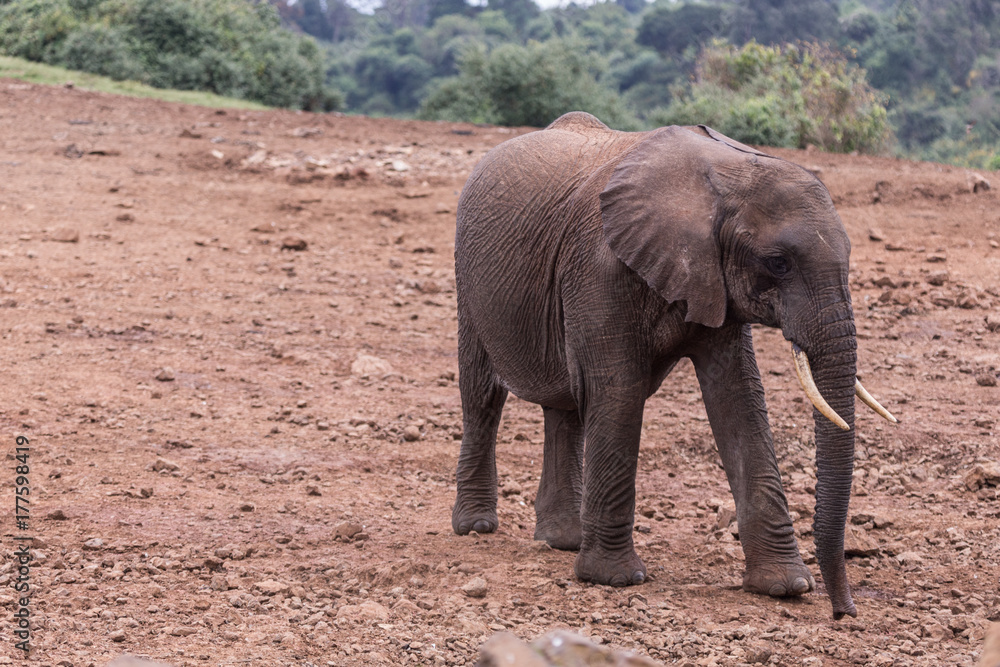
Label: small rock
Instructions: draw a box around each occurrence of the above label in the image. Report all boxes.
[970,173,992,193]
[239,503,255,512]
[746,646,773,664]
[109,629,126,642]
[50,227,79,243]
[152,457,179,473]
[402,425,422,442]
[462,576,489,598]
[47,509,67,520]
[976,371,998,387]
[501,480,522,497]
[336,600,390,622]
[926,270,949,286]
[305,485,321,496]
[154,367,175,382]
[964,463,1000,491]
[844,524,879,557]
[281,235,308,251]
[867,227,885,242]
[986,313,1000,333]
[335,521,363,541]
[82,538,104,550]
[169,626,198,636]
[351,354,393,378]
[896,551,924,566]
[255,580,289,596]
[716,506,737,530]
[926,253,947,263]
[391,160,410,172]
[921,621,951,641]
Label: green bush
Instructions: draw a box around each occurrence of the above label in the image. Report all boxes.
[54,23,143,81]
[419,39,638,129]
[655,40,890,153]
[0,0,338,110]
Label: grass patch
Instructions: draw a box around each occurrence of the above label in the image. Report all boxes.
[0,56,270,110]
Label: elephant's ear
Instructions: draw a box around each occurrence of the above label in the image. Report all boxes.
[600,126,730,328]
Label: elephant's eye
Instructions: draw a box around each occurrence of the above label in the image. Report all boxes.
[763,255,791,277]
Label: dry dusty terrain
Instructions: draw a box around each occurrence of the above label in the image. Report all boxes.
[0,81,998,667]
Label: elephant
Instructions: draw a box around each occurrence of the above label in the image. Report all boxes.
[451,112,896,619]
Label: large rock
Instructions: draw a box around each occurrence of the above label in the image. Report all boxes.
[535,631,661,666]
[478,630,662,667]
[478,633,549,667]
[981,623,1000,667]
[107,657,175,667]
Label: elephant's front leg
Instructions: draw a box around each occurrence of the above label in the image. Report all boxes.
[574,387,647,587]
[690,323,814,598]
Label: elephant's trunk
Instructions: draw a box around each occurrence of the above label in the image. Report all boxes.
[799,301,858,619]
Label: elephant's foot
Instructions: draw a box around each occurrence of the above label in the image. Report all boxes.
[574,546,646,587]
[452,497,498,535]
[534,514,582,551]
[743,560,815,597]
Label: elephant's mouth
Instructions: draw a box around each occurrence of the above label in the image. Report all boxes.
[790,343,897,430]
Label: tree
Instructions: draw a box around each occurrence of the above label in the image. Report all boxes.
[637,2,723,57]
[486,0,539,35]
[725,0,839,47]
[0,0,338,109]
[419,39,638,128]
[656,40,890,153]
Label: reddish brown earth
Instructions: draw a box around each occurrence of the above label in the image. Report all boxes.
[0,81,998,667]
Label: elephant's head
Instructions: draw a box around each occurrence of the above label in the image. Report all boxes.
[599,125,896,619]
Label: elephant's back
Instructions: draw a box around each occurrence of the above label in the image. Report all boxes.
[456,119,636,254]
[454,118,642,405]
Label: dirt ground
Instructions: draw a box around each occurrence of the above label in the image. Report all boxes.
[0,80,998,667]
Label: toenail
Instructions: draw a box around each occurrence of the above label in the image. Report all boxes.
[792,577,809,594]
[632,571,645,584]
[768,583,786,596]
[610,574,627,587]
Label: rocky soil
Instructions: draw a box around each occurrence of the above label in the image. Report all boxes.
[0,80,998,666]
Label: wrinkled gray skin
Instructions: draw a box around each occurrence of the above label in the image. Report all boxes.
[452,112,859,619]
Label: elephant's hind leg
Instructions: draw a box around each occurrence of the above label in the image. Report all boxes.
[534,407,584,550]
[453,323,508,536]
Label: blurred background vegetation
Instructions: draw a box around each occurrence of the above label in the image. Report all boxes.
[1,0,999,168]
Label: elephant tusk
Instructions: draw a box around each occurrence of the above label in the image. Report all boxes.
[855,379,898,424]
[791,343,851,431]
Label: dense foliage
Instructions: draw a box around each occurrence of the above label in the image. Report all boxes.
[1,0,999,167]
[656,41,890,153]
[0,0,338,110]
[419,38,639,128]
